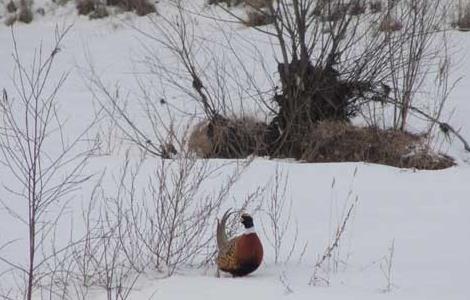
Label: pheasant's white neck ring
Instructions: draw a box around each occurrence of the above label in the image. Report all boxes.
[244,227,256,235]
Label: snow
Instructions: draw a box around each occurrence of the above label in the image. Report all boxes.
[0,1,469,299]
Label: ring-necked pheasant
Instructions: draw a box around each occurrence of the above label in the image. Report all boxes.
[216,210,263,277]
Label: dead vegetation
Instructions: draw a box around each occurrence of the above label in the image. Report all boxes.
[300,121,454,170]
[187,119,453,170]
[454,1,470,31]
[76,0,155,18]
[379,15,403,32]
[187,116,268,159]
[208,0,270,8]
[244,9,274,27]
[369,0,382,13]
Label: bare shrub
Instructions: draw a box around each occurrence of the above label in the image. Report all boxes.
[300,121,454,169]
[0,26,97,300]
[187,116,268,158]
[119,0,468,167]
[380,240,395,293]
[72,200,140,299]
[260,167,301,265]
[384,0,447,131]
[309,179,358,287]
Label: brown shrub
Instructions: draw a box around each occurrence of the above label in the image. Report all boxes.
[312,2,348,22]
[207,0,242,7]
[244,10,274,27]
[6,0,17,13]
[76,0,155,17]
[134,0,155,16]
[456,3,470,31]
[88,4,108,19]
[369,0,382,13]
[349,0,366,16]
[17,6,33,23]
[187,116,268,158]
[245,0,270,9]
[379,16,402,32]
[76,0,94,15]
[300,121,454,170]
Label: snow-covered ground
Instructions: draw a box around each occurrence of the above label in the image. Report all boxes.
[0,1,469,299]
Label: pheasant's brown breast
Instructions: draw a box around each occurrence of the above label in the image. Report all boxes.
[231,233,263,276]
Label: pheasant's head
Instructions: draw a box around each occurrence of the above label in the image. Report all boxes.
[240,213,254,229]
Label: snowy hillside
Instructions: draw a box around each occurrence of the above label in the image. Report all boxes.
[0,0,469,299]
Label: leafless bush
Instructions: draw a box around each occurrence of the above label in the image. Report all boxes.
[68,149,254,282]
[126,156,249,275]
[384,0,447,131]
[380,240,395,293]
[260,167,301,265]
[202,0,469,159]
[309,172,359,287]
[0,26,97,299]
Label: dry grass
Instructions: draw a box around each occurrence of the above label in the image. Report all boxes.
[300,121,454,170]
[187,116,268,158]
[6,0,17,13]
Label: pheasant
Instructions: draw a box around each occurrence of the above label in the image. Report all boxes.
[216,210,263,277]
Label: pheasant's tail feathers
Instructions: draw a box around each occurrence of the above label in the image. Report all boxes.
[217,209,233,250]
